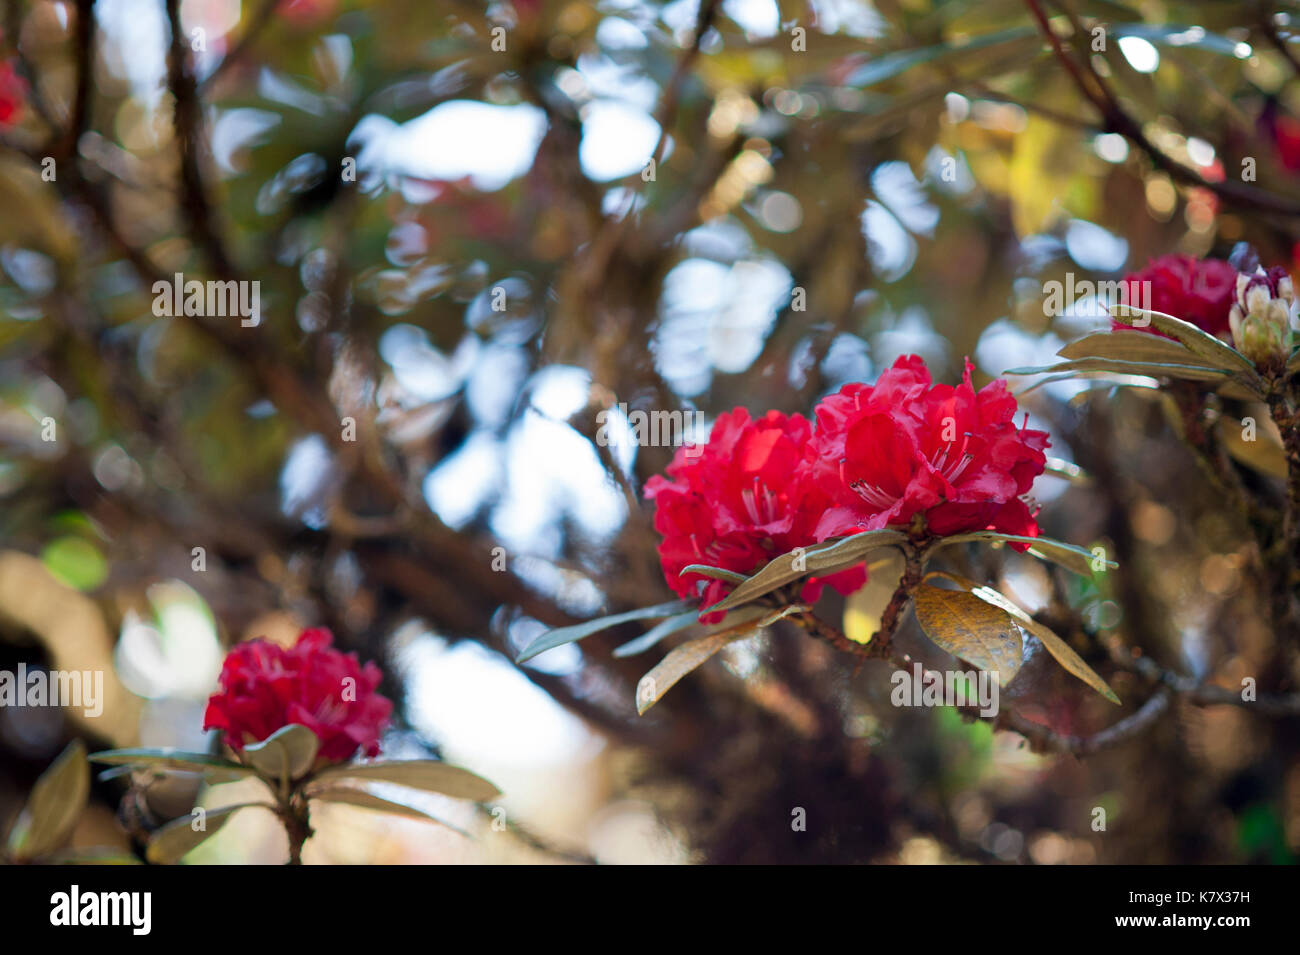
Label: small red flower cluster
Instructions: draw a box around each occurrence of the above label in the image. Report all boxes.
[1118,254,1239,338]
[646,356,1050,612]
[204,628,393,762]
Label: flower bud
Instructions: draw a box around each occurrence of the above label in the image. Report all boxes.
[1228,267,1297,365]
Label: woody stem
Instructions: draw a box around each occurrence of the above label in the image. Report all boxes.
[795,543,926,658]
[279,795,312,865]
[1266,382,1300,634]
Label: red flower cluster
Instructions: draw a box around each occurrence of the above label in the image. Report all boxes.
[204,628,393,762]
[810,356,1049,542]
[645,409,866,618]
[0,61,26,128]
[645,357,1050,611]
[1118,254,1238,338]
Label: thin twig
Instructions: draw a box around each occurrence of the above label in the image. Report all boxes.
[165,0,236,278]
[1025,0,1300,217]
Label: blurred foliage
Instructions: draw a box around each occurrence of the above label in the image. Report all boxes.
[0,0,1298,863]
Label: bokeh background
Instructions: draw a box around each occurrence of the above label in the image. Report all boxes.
[1,0,1299,863]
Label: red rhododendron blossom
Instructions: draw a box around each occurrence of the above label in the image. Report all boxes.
[204,628,393,762]
[0,61,26,128]
[645,409,867,619]
[1116,254,1238,338]
[809,356,1049,545]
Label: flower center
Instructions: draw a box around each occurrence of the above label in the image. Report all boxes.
[740,476,780,525]
[842,435,976,511]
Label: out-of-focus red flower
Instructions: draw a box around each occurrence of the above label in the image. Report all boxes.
[1116,254,1238,338]
[0,61,27,127]
[645,409,867,618]
[808,356,1049,546]
[280,0,337,26]
[204,628,393,762]
[1260,98,1300,172]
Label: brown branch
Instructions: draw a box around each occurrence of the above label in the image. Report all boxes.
[164,0,235,278]
[998,689,1173,755]
[578,0,721,284]
[1025,0,1300,217]
[61,0,97,159]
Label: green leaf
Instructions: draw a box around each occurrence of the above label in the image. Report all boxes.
[309,788,472,837]
[679,564,749,585]
[514,600,692,663]
[845,27,1036,87]
[39,537,108,592]
[1014,372,1154,396]
[7,740,90,862]
[1218,418,1288,478]
[635,606,799,714]
[309,761,501,801]
[1043,456,1091,486]
[934,531,1114,576]
[927,572,1120,704]
[1005,357,1233,383]
[145,804,256,864]
[1108,304,1263,391]
[42,848,143,865]
[1111,23,1248,57]
[89,749,258,784]
[703,528,908,615]
[611,611,700,658]
[615,604,777,659]
[1057,330,1222,367]
[913,585,1023,687]
[241,724,320,782]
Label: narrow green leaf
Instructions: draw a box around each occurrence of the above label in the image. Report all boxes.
[42,848,143,865]
[1057,330,1221,367]
[145,804,256,864]
[309,760,501,801]
[612,611,699,658]
[1044,456,1091,486]
[8,740,89,862]
[846,27,1036,87]
[1111,23,1248,56]
[89,749,257,784]
[515,600,691,663]
[1108,303,1263,390]
[1005,357,1232,382]
[310,788,472,837]
[704,529,908,615]
[680,564,749,585]
[635,607,799,714]
[1014,371,1156,396]
[615,604,775,658]
[1218,417,1288,478]
[934,532,1114,576]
